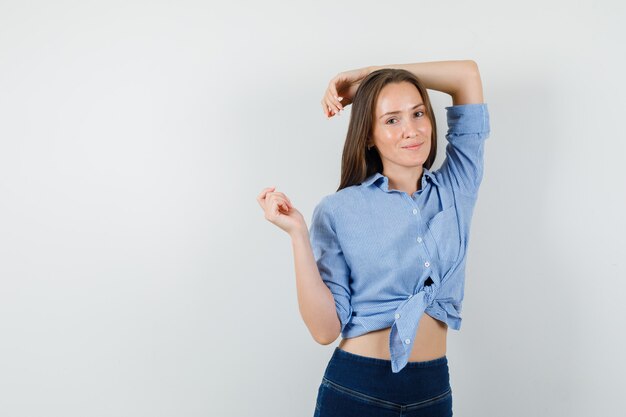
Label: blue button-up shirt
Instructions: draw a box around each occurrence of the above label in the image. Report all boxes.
[309,103,490,373]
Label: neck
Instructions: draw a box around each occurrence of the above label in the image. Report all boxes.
[383,166,424,195]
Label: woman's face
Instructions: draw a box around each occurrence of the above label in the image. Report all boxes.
[370,81,432,172]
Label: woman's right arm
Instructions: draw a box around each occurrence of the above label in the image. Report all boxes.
[290,228,342,345]
[257,186,343,345]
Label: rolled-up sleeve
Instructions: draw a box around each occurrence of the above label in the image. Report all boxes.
[440,103,491,196]
[309,197,352,333]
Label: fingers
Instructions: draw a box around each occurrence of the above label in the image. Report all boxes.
[329,79,341,109]
[321,75,345,118]
[331,75,345,111]
[321,95,336,118]
[270,195,291,217]
[277,198,290,212]
[267,189,292,207]
[275,193,292,208]
[327,80,344,114]
[256,186,276,208]
[257,187,293,211]
[322,93,343,118]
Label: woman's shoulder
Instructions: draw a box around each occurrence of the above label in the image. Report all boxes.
[323,183,366,202]
[314,184,368,218]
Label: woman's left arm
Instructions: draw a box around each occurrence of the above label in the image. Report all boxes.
[368,59,484,105]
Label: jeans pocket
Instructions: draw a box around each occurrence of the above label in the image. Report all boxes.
[404,387,453,416]
[320,377,398,411]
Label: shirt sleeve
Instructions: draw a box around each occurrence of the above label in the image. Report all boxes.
[308,197,353,333]
[439,103,491,196]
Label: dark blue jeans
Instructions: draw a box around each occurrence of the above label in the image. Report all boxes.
[314,347,453,417]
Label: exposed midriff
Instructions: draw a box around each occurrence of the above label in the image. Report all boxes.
[337,312,448,362]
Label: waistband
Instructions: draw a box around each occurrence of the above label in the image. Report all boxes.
[331,346,448,368]
[322,347,450,405]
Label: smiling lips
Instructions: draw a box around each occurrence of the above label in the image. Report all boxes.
[402,142,424,150]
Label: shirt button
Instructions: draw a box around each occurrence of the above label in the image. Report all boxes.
[404,338,411,344]
[417,236,422,243]
[395,313,401,319]
[412,208,418,215]
[425,261,430,267]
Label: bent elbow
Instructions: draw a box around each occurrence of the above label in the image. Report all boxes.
[310,309,343,345]
[313,333,338,346]
[313,328,340,345]
[314,337,332,346]
[465,59,479,73]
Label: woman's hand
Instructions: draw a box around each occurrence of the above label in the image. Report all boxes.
[257,186,306,236]
[321,66,372,118]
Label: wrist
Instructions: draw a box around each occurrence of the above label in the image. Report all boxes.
[290,226,310,243]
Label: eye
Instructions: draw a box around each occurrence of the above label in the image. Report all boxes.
[385,111,425,124]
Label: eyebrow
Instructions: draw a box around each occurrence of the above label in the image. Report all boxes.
[379,103,425,119]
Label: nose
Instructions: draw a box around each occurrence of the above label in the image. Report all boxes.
[403,119,419,138]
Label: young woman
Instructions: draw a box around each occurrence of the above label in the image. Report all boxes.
[257,59,490,417]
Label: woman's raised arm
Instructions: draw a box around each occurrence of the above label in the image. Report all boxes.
[323,59,484,117]
[368,59,484,105]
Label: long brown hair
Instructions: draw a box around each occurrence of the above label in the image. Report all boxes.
[337,68,438,192]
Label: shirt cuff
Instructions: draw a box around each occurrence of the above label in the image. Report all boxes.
[445,103,490,135]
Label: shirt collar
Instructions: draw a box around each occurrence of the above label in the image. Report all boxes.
[361,168,440,190]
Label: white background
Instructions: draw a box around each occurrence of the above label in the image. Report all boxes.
[1,1,625,416]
